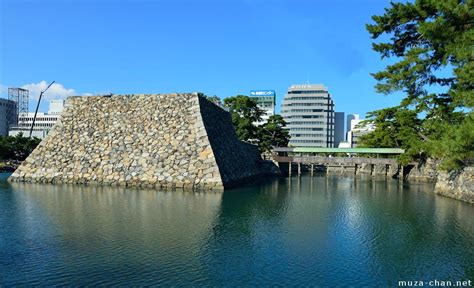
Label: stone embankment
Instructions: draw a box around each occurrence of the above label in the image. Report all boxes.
[406,159,473,203]
[9,93,279,189]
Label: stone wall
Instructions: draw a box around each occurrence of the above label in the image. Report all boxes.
[406,158,473,203]
[435,166,474,203]
[198,96,280,187]
[406,158,438,182]
[9,93,278,189]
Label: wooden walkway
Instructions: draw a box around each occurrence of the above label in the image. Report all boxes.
[273,155,398,165]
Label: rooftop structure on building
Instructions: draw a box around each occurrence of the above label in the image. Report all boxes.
[281,84,335,147]
[8,87,29,126]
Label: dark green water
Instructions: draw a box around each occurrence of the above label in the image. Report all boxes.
[1,172,473,286]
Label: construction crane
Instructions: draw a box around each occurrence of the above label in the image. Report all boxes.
[29,80,55,138]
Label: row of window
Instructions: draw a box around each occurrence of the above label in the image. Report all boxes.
[0,102,16,108]
[290,140,325,143]
[285,115,325,119]
[281,109,324,113]
[20,117,59,122]
[288,121,325,125]
[284,97,328,101]
[290,133,325,137]
[17,123,55,127]
[288,90,327,94]
[282,102,328,107]
[290,127,324,131]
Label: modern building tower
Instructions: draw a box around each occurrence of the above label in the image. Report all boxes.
[250,90,276,125]
[281,84,335,147]
[334,112,345,147]
[346,113,359,140]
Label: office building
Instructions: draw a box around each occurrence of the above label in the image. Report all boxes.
[281,84,335,147]
[346,117,375,147]
[334,112,345,147]
[0,98,17,136]
[250,90,276,125]
[346,114,359,140]
[9,100,65,139]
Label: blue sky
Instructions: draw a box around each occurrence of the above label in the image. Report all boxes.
[0,0,402,115]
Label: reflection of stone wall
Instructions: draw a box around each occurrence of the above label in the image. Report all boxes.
[9,93,278,189]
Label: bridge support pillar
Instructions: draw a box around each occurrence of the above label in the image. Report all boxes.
[298,163,301,176]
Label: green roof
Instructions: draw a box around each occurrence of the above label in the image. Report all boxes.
[274,147,405,154]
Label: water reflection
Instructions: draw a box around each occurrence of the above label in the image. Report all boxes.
[1,174,473,286]
[3,181,222,285]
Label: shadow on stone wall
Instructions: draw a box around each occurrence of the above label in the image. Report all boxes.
[198,96,280,188]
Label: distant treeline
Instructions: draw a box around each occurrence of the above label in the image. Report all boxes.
[0,134,42,161]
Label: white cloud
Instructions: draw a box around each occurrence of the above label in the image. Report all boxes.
[21,80,77,100]
[1,81,95,101]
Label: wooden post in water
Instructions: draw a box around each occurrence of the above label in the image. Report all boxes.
[354,164,358,175]
[310,164,314,176]
[298,163,301,176]
[399,165,404,181]
[289,162,292,177]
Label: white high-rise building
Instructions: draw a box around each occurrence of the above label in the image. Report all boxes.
[281,84,335,147]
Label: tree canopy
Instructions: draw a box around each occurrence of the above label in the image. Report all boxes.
[223,95,264,141]
[257,115,290,154]
[0,133,42,161]
[204,95,222,106]
[223,95,290,153]
[360,0,473,169]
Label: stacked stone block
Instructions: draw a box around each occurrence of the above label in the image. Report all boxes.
[9,93,278,189]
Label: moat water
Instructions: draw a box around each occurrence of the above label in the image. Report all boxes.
[1,172,473,286]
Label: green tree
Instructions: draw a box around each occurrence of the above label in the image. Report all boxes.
[223,95,264,141]
[257,115,290,153]
[0,133,42,161]
[358,107,424,164]
[204,95,222,106]
[363,0,473,169]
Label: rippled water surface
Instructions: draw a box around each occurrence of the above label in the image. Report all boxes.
[1,173,473,286]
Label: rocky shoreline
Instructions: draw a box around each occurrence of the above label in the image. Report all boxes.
[406,159,473,204]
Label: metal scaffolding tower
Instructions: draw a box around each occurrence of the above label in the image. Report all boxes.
[8,87,29,126]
